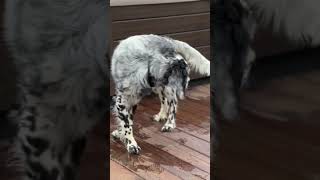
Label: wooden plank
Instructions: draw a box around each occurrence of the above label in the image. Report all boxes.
[217,145,303,180]
[242,74,320,123]
[110,160,144,180]
[139,96,210,123]
[112,13,210,40]
[186,84,210,100]
[110,136,208,180]
[196,45,210,60]
[301,71,320,84]
[111,0,209,21]
[223,64,320,179]
[110,84,210,179]
[168,29,210,47]
[79,122,106,180]
[252,27,300,58]
[110,81,115,96]
[139,97,210,136]
[136,127,210,173]
[134,112,210,157]
[218,113,320,179]
[111,0,199,7]
[112,29,210,50]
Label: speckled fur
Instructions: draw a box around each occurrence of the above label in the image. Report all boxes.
[3,0,108,179]
[111,34,210,154]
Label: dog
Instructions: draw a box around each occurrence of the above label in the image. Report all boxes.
[212,0,320,121]
[111,34,210,154]
[3,0,108,179]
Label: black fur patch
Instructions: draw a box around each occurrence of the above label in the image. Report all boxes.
[124,138,132,145]
[71,106,77,113]
[63,166,75,180]
[161,89,165,97]
[124,124,130,128]
[29,106,37,115]
[132,105,137,114]
[162,59,189,93]
[51,168,59,180]
[160,47,175,58]
[26,115,36,131]
[71,137,87,165]
[26,170,34,178]
[117,105,125,111]
[26,136,50,156]
[118,112,129,126]
[0,108,19,139]
[29,89,43,97]
[212,0,251,120]
[147,75,156,87]
[22,144,32,156]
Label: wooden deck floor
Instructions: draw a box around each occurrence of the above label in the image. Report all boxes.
[110,82,210,180]
[216,64,320,179]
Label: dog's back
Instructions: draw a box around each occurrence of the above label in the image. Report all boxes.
[111,35,210,99]
[246,0,320,45]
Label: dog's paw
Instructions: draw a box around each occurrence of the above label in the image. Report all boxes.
[127,144,141,154]
[161,123,176,132]
[111,130,120,139]
[153,114,166,122]
[123,137,141,154]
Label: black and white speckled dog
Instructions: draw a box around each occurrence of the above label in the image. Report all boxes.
[3,0,108,179]
[213,0,320,121]
[111,34,210,154]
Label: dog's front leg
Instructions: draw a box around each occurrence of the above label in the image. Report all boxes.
[153,87,169,122]
[212,0,256,120]
[111,94,141,154]
[161,86,178,132]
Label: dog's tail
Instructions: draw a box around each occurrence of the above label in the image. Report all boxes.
[172,40,210,76]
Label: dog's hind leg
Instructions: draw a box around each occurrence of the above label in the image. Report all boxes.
[161,86,178,132]
[111,93,141,154]
[153,87,169,122]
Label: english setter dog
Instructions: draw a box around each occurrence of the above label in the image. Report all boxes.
[111,34,210,154]
[2,0,108,179]
[213,0,320,121]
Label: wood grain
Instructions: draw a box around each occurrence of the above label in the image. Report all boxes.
[112,13,209,40]
[112,29,210,50]
[111,0,209,21]
[110,82,210,179]
[216,51,320,179]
